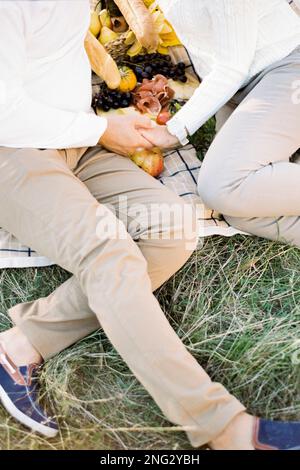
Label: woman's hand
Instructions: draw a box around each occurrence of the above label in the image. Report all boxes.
[99,115,154,156]
[139,125,181,150]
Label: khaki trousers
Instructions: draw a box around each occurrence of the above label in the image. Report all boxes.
[0,145,244,447]
[199,46,300,244]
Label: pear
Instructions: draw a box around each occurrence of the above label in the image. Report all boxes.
[127,39,143,57]
[131,148,164,177]
[89,11,101,37]
[99,9,112,29]
[124,30,136,46]
[99,26,118,46]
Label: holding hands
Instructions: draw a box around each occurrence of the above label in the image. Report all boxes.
[139,124,180,151]
[99,114,154,156]
[99,115,181,157]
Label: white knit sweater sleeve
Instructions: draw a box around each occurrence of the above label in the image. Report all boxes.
[0,4,107,149]
[167,0,258,143]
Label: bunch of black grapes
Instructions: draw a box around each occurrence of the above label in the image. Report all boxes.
[92,84,133,112]
[123,53,187,83]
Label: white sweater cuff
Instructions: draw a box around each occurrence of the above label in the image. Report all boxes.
[167,115,189,146]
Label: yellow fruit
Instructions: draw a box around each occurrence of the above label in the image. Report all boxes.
[89,11,101,37]
[160,22,173,35]
[124,30,136,46]
[160,30,181,48]
[143,0,155,7]
[157,44,169,55]
[127,39,144,57]
[118,66,137,92]
[99,26,118,46]
[99,9,112,29]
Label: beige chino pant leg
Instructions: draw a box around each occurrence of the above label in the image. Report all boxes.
[0,146,244,447]
[198,47,300,242]
[9,147,197,357]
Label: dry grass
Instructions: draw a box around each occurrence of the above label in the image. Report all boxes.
[0,236,300,449]
[0,122,300,449]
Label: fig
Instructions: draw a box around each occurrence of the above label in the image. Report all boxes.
[111,16,128,33]
[156,109,171,125]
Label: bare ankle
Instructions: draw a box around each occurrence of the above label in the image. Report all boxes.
[0,326,42,366]
[209,412,255,450]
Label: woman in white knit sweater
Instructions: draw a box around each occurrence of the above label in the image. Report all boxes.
[143,0,300,248]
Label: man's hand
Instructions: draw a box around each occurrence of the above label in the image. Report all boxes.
[99,115,154,156]
[139,125,181,151]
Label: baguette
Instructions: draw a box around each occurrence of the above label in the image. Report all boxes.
[84,30,121,89]
[114,0,159,50]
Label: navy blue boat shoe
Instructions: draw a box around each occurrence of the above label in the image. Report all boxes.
[253,417,300,450]
[0,343,58,437]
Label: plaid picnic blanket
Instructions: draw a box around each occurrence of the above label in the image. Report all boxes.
[0,1,299,269]
[0,140,242,269]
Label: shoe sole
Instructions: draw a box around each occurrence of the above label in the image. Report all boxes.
[0,384,58,438]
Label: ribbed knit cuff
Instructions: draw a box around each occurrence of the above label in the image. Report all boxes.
[167,115,189,146]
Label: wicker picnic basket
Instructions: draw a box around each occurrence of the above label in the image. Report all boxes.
[88,1,191,79]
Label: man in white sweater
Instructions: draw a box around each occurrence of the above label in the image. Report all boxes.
[0,0,199,442]
[1,0,300,451]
